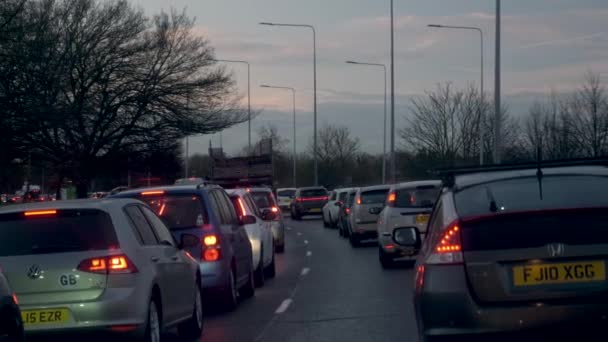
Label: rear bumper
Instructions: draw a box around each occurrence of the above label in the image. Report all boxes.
[200,259,231,291]
[20,287,147,336]
[352,222,378,234]
[416,264,608,337]
[294,203,326,215]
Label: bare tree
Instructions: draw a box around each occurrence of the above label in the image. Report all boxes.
[256,124,290,154]
[0,0,248,197]
[309,124,360,167]
[564,72,608,157]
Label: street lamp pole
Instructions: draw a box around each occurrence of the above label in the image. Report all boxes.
[494,0,502,164]
[389,0,396,183]
[260,85,297,187]
[428,24,485,165]
[212,59,251,154]
[346,61,387,184]
[260,22,318,186]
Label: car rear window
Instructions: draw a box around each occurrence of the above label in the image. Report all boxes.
[300,189,327,197]
[0,209,118,256]
[140,194,209,229]
[278,189,295,198]
[347,192,357,206]
[251,191,275,209]
[394,186,440,208]
[360,189,389,205]
[454,175,608,218]
[338,192,348,201]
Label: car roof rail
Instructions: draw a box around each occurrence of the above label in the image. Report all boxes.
[435,157,608,187]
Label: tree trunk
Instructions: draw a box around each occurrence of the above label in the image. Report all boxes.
[76,180,89,199]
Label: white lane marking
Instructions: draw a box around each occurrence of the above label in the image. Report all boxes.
[301,268,310,276]
[297,232,302,236]
[304,240,309,245]
[286,227,292,231]
[275,299,293,314]
[306,251,312,257]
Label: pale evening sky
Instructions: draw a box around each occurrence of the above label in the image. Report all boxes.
[133,0,608,156]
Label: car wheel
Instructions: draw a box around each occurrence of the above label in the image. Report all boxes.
[6,310,24,342]
[338,223,344,237]
[290,208,296,220]
[220,268,238,311]
[239,266,255,299]
[142,298,161,342]
[254,250,265,288]
[379,248,394,269]
[349,233,360,247]
[265,249,276,278]
[177,280,204,339]
[322,213,329,228]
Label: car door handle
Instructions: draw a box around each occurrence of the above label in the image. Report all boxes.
[151,256,160,262]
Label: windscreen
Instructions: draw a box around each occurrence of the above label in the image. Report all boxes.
[360,189,389,205]
[300,189,327,197]
[251,191,275,209]
[141,194,208,229]
[455,175,608,218]
[0,209,118,256]
[278,189,295,198]
[394,186,440,208]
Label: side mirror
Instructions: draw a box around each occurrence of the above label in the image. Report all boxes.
[393,227,421,248]
[261,209,277,221]
[369,207,383,215]
[240,215,257,225]
[179,234,200,249]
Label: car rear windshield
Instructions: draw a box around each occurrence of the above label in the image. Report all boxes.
[140,194,209,229]
[338,192,348,202]
[360,189,389,205]
[394,186,440,208]
[277,189,295,198]
[0,209,118,256]
[251,191,275,209]
[455,175,608,218]
[300,189,327,197]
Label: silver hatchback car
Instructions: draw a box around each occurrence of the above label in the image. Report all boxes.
[0,199,203,341]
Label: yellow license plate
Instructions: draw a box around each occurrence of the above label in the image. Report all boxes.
[416,214,430,225]
[513,261,606,286]
[21,309,69,326]
[309,208,321,213]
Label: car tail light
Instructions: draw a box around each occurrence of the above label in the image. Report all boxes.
[237,198,248,216]
[415,265,425,289]
[202,234,221,261]
[425,221,463,265]
[387,192,396,207]
[77,255,138,274]
[141,190,164,196]
[356,197,361,205]
[271,206,279,213]
[24,210,57,217]
[12,293,18,305]
[345,207,351,214]
[298,196,328,202]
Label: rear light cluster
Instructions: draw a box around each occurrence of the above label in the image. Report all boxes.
[77,255,138,274]
[202,234,221,262]
[426,221,463,265]
[387,192,396,207]
[296,196,329,202]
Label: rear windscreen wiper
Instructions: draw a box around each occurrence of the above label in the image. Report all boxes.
[485,187,498,213]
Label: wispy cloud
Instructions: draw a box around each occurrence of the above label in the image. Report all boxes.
[518,32,606,49]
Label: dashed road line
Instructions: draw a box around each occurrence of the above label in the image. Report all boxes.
[304,240,309,245]
[297,232,302,236]
[286,226,292,231]
[306,251,312,257]
[275,299,293,314]
[301,268,310,276]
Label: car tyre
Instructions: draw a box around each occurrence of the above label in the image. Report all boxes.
[338,223,344,237]
[239,267,255,299]
[142,298,161,342]
[265,250,276,278]
[6,310,24,342]
[379,248,394,269]
[322,214,329,228]
[177,280,204,339]
[220,269,238,311]
[254,251,265,288]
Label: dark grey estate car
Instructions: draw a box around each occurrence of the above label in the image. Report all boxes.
[409,160,608,341]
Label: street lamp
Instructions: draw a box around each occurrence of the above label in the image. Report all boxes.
[260,22,318,186]
[212,59,252,154]
[389,0,396,183]
[346,60,387,184]
[260,84,297,187]
[428,24,485,165]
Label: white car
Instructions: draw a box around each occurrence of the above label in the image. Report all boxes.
[227,189,276,287]
[376,180,441,268]
[322,188,353,228]
[275,188,296,212]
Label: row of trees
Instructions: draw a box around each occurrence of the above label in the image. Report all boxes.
[0,0,247,196]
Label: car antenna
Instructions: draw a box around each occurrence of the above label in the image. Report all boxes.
[485,186,498,213]
[536,139,544,200]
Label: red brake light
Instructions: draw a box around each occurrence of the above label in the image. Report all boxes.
[158,204,166,216]
[203,248,220,261]
[12,293,18,305]
[345,207,351,214]
[202,234,221,261]
[356,197,361,205]
[237,198,248,216]
[271,206,279,213]
[141,190,164,196]
[78,255,138,274]
[426,221,463,265]
[24,210,57,217]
